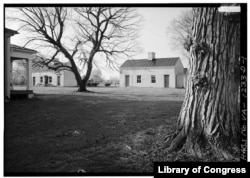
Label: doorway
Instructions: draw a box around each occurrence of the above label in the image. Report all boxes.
[125,75,129,87]
[33,77,36,86]
[44,76,49,86]
[164,75,169,88]
[57,76,61,86]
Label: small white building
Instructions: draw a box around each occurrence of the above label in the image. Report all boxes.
[120,52,185,88]
[32,63,77,87]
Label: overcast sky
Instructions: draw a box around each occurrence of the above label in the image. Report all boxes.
[6,7,191,79]
[136,8,189,58]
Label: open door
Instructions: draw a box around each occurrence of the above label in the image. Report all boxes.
[44,76,48,86]
[164,75,169,88]
[33,77,36,86]
[57,76,61,86]
[125,75,129,87]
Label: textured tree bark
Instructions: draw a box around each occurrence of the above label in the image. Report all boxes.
[77,54,94,92]
[77,82,88,92]
[167,7,240,160]
[77,69,91,92]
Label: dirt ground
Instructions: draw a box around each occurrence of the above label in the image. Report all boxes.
[5,87,184,173]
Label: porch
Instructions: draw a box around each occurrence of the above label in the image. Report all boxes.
[10,90,34,99]
[5,28,37,100]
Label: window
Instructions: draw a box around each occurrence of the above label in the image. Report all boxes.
[40,76,43,83]
[137,75,141,83]
[49,76,52,83]
[151,75,156,83]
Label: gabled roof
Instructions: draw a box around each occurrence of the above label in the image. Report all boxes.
[120,57,180,68]
[32,58,67,73]
[32,63,69,73]
[11,44,37,53]
[32,65,54,73]
[32,56,77,74]
[5,28,18,36]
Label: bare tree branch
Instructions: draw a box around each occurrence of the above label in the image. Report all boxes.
[7,7,143,92]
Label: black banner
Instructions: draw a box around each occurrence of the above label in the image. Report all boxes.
[240,3,247,162]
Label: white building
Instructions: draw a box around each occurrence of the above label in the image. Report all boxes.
[5,28,37,100]
[32,63,77,87]
[120,52,186,88]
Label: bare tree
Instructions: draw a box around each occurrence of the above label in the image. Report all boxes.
[9,7,142,92]
[89,68,103,83]
[109,76,120,87]
[73,7,142,91]
[12,60,27,85]
[167,9,193,67]
[165,7,240,160]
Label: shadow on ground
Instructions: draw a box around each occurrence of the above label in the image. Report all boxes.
[5,88,184,173]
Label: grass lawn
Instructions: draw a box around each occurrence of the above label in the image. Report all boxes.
[5,87,184,173]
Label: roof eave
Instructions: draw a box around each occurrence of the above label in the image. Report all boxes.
[5,28,19,36]
[14,48,37,54]
[11,45,37,54]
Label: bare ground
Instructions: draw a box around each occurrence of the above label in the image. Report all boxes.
[5,87,185,173]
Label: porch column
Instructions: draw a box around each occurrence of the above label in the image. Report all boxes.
[26,58,33,90]
[5,37,11,99]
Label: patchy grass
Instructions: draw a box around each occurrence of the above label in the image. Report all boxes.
[5,87,184,173]
[33,86,185,101]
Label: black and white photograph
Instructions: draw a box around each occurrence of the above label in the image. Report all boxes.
[3,2,248,176]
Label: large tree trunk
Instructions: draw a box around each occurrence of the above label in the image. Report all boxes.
[167,7,240,160]
[77,81,88,92]
[70,65,88,92]
[59,45,89,92]
[77,55,94,92]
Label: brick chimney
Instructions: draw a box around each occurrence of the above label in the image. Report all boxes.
[148,52,155,61]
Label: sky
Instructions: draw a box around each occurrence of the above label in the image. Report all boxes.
[5,7,190,80]
[136,8,188,59]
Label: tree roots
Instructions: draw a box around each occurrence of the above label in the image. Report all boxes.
[164,129,239,161]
